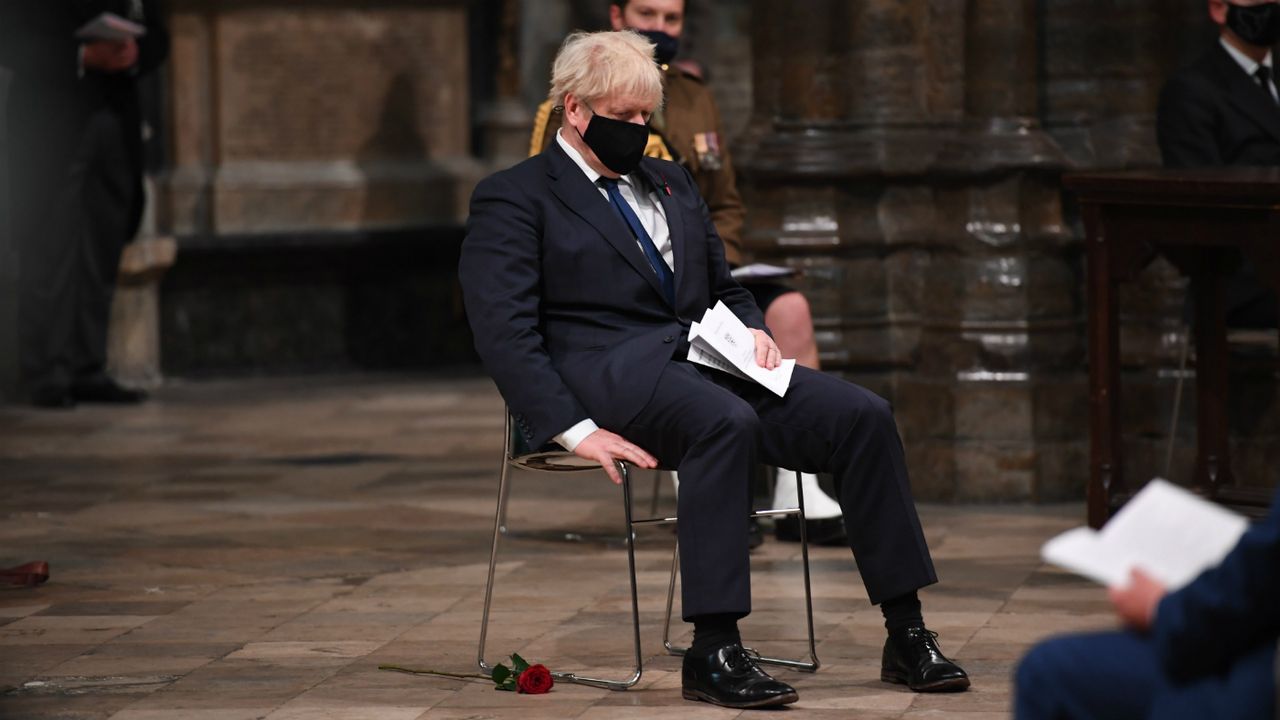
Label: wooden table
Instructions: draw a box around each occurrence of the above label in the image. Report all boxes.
[1065,168,1280,529]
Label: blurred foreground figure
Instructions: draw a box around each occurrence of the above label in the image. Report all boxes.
[1014,484,1279,720]
[0,2,168,408]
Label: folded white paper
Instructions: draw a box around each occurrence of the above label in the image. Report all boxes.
[1041,478,1248,590]
[730,263,798,281]
[687,301,794,397]
[76,12,147,41]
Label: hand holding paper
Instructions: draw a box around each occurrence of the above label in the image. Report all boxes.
[687,301,794,397]
[1040,478,1248,591]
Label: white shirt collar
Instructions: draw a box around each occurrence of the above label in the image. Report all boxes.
[555,127,638,190]
[1221,35,1274,77]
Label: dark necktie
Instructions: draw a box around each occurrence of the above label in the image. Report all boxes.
[1256,65,1278,105]
[599,177,675,306]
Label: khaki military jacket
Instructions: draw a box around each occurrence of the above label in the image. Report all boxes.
[529,65,746,266]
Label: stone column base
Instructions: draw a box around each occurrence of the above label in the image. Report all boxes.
[108,238,178,389]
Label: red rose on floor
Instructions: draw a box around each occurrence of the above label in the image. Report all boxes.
[516,664,553,694]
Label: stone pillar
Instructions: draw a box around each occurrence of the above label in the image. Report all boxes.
[739,0,1082,501]
[478,0,533,167]
[922,0,1078,501]
[107,179,176,389]
[0,67,18,403]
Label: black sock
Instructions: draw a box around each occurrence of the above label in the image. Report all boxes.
[690,612,742,655]
[880,591,923,633]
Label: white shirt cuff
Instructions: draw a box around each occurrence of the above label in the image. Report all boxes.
[554,419,599,452]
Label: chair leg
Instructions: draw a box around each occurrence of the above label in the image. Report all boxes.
[477,458,514,676]
[648,468,664,516]
[1165,325,1192,480]
[478,459,643,690]
[661,470,820,672]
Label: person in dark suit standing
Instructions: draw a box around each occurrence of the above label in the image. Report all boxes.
[1157,0,1280,328]
[460,30,969,709]
[1013,485,1279,719]
[1,1,168,408]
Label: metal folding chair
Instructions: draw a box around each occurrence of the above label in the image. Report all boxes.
[477,410,820,690]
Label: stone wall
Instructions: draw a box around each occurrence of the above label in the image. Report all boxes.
[164,0,481,236]
[732,0,1263,502]
[157,0,482,375]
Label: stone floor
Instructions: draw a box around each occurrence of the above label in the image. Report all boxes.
[0,373,1113,719]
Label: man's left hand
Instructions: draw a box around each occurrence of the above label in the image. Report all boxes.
[749,328,781,370]
[1109,568,1166,632]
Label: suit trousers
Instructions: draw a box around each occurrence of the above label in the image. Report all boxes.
[19,107,135,390]
[619,360,938,620]
[1015,630,1276,720]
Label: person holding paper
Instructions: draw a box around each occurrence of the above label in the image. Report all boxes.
[1013,485,1280,720]
[528,0,849,547]
[0,1,168,408]
[461,30,968,709]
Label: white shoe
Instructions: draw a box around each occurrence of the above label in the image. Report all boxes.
[772,469,843,519]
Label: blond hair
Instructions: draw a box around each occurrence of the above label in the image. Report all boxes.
[548,31,664,111]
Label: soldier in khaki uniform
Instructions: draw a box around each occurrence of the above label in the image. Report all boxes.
[529,0,847,545]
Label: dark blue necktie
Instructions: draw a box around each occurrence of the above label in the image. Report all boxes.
[1257,66,1279,105]
[599,177,675,306]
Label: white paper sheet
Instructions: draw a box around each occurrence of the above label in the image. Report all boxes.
[1041,478,1249,590]
[75,12,147,41]
[730,263,798,281]
[686,301,794,397]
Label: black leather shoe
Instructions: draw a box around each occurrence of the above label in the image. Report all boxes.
[775,515,847,546]
[881,626,970,692]
[70,377,146,404]
[682,642,799,708]
[31,385,75,409]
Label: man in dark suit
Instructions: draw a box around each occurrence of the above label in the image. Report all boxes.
[1157,0,1280,328]
[459,30,969,709]
[0,1,168,408]
[1013,485,1279,719]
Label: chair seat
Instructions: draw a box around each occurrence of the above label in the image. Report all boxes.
[513,450,602,472]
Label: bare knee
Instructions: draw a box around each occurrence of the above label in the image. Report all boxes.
[764,292,819,368]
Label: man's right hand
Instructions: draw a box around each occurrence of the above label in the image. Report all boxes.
[572,429,658,485]
[82,39,139,74]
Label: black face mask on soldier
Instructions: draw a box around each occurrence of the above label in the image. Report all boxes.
[1226,1,1280,47]
[576,102,650,175]
[636,29,680,66]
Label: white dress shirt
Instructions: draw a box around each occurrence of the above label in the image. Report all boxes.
[551,128,675,451]
[1221,37,1278,103]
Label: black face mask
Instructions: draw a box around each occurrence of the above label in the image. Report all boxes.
[1227,2,1280,47]
[636,29,680,66]
[577,103,650,175]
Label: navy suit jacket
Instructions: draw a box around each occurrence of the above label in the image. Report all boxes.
[1158,42,1280,168]
[1152,485,1280,686]
[459,140,765,449]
